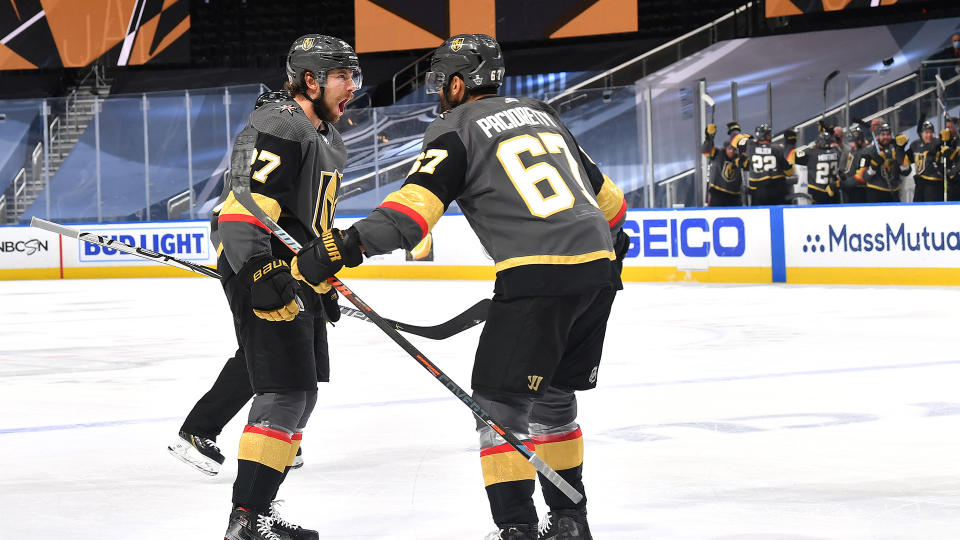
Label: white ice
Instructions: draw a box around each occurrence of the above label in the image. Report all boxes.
[2,277,959,539]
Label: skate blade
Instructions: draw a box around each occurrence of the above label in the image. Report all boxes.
[291,455,304,470]
[166,440,220,476]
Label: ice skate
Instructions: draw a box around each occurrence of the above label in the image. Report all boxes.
[290,447,303,470]
[484,524,537,540]
[224,506,282,540]
[166,430,225,476]
[537,509,592,539]
[268,500,317,540]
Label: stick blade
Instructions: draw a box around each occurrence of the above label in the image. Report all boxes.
[701,93,715,107]
[935,73,946,92]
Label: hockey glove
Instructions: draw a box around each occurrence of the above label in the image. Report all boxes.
[292,227,363,287]
[705,123,717,137]
[241,256,301,322]
[895,134,908,149]
[942,129,951,143]
[319,289,341,323]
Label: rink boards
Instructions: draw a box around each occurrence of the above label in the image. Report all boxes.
[2,203,959,286]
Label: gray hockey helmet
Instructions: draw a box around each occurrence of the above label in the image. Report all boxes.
[424,34,505,95]
[286,35,361,89]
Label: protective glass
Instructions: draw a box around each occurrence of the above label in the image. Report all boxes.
[424,71,445,95]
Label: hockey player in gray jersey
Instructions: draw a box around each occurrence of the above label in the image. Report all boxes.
[794,131,842,204]
[290,34,627,540]
[206,34,358,540]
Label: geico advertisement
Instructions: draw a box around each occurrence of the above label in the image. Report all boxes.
[620,209,771,267]
[784,204,960,268]
[65,221,215,266]
[0,226,60,268]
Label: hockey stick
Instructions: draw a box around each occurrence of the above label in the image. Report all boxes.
[822,70,840,125]
[936,73,949,199]
[29,217,488,340]
[227,146,584,504]
[702,92,715,125]
[338,298,490,340]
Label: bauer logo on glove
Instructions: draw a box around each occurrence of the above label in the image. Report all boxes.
[292,226,364,290]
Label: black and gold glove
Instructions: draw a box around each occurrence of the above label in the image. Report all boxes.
[895,134,908,149]
[705,123,717,137]
[292,227,363,287]
[942,129,951,143]
[241,256,300,322]
[319,289,341,323]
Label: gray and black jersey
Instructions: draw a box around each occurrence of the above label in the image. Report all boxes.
[908,139,947,182]
[854,143,910,193]
[794,146,841,194]
[735,137,795,186]
[214,100,346,275]
[352,95,627,297]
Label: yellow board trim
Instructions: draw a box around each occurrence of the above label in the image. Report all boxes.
[788,267,960,286]
[535,438,584,472]
[480,451,537,486]
[237,431,292,473]
[494,250,615,273]
[382,183,445,232]
[0,268,62,280]
[620,266,771,283]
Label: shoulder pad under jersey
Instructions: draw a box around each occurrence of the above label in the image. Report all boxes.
[249,100,317,143]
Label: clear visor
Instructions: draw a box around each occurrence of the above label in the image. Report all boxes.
[424,71,445,94]
[323,67,362,91]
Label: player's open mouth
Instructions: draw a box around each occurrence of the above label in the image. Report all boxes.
[338,99,348,115]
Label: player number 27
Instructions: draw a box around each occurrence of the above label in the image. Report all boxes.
[250,148,281,183]
[497,132,598,218]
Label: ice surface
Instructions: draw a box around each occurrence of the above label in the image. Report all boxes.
[2,278,959,539]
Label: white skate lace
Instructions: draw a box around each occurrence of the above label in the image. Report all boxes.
[269,500,301,530]
[538,513,553,535]
[255,513,281,540]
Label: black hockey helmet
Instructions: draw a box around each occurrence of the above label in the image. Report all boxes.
[424,34,505,95]
[755,123,772,140]
[876,123,892,135]
[816,130,834,149]
[255,90,291,109]
[781,129,797,144]
[286,35,361,89]
[919,120,935,133]
[847,123,865,144]
[726,121,741,136]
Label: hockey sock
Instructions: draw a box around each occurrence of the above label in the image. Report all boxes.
[480,440,538,527]
[531,426,586,511]
[266,431,302,502]
[233,424,293,510]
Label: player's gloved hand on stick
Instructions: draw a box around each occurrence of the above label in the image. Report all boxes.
[292,227,363,286]
[895,134,908,149]
[705,123,716,137]
[319,289,341,323]
[241,256,301,322]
